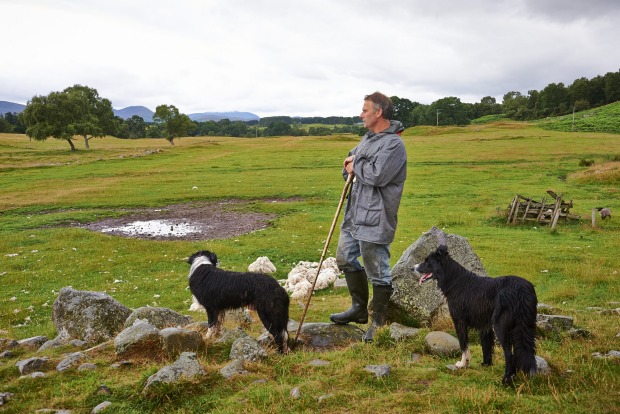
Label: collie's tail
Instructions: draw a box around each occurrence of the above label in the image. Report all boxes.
[514,287,538,375]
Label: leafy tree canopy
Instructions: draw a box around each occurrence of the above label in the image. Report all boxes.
[19,84,114,151]
[153,104,194,145]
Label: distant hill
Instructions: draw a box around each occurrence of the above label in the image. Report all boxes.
[188,111,259,122]
[113,106,154,122]
[0,101,26,115]
[1,100,259,123]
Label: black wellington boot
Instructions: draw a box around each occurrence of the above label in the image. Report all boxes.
[362,285,393,342]
[329,270,369,324]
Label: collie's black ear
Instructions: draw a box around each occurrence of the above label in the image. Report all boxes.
[187,252,198,264]
[207,251,218,266]
[437,245,448,255]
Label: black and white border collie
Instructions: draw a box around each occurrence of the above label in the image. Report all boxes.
[187,250,290,353]
[413,227,537,384]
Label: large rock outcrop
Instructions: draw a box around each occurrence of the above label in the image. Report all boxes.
[52,287,132,345]
[388,228,488,327]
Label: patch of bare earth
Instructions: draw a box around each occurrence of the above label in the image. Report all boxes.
[77,200,286,241]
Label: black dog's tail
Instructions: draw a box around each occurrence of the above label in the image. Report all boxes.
[513,285,538,375]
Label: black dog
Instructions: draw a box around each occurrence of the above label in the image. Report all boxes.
[413,228,537,384]
[187,250,290,353]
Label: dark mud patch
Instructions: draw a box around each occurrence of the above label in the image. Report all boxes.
[75,199,291,241]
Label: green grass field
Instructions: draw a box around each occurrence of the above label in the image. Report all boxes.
[0,118,618,413]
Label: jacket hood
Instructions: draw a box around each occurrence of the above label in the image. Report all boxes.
[387,120,405,135]
[371,120,404,136]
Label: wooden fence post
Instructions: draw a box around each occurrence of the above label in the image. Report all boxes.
[592,208,596,228]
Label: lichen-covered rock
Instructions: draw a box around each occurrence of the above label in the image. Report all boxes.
[53,287,132,345]
[220,359,248,379]
[17,336,48,349]
[389,323,420,341]
[229,336,268,362]
[364,364,391,378]
[159,327,205,358]
[389,228,488,327]
[536,314,574,335]
[296,322,365,350]
[56,352,87,372]
[38,336,70,352]
[114,320,161,358]
[143,352,206,394]
[15,357,50,375]
[124,307,192,330]
[215,327,249,344]
[0,338,18,351]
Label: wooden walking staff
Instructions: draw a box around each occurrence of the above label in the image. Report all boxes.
[294,174,354,343]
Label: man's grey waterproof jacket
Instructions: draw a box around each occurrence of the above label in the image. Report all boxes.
[341,120,407,244]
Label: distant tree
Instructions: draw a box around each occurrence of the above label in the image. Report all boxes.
[568,77,591,107]
[539,83,568,116]
[228,121,250,137]
[411,104,432,125]
[146,123,164,138]
[114,116,129,139]
[1,112,25,133]
[588,75,607,106]
[290,125,308,136]
[264,121,291,136]
[391,96,419,127]
[502,91,529,119]
[20,84,114,151]
[153,104,193,145]
[526,90,540,118]
[308,126,332,136]
[194,120,219,136]
[261,116,294,127]
[126,115,147,138]
[64,85,115,148]
[0,114,10,133]
[603,70,620,104]
[472,96,502,119]
[432,97,469,126]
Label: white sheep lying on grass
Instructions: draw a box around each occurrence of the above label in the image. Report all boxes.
[248,256,277,274]
[284,257,341,307]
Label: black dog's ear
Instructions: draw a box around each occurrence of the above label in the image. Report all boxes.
[187,252,198,264]
[437,245,448,255]
[207,251,218,266]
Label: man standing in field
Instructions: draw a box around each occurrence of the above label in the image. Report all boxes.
[330,92,407,342]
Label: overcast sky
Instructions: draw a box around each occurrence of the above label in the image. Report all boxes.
[1,0,618,117]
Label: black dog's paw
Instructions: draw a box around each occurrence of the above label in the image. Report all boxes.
[481,361,493,367]
[502,374,515,385]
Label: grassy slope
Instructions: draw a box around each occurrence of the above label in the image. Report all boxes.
[0,123,618,413]
[535,101,620,134]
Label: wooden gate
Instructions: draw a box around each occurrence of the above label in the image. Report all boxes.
[506,190,580,229]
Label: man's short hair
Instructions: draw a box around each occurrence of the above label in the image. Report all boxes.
[364,92,393,120]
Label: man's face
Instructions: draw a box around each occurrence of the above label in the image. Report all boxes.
[360,100,381,131]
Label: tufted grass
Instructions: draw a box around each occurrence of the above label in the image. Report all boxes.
[0,123,619,413]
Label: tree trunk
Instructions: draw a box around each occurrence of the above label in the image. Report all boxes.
[167,137,175,146]
[83,135,90,149]
[66,138,77,151]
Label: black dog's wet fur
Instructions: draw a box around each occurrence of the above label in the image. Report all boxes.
[415,245,537,383]
[187,250,290,353]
